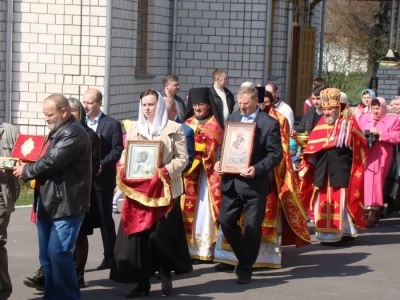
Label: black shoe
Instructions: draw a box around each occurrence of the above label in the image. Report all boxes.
[97,258,112,270]
[214,263,235,272]
[191,259,201,265]
[160,270,172,296]
[0,289,12,299]
[125,282,151,298]
[236,276,251,284]
[76,267,86,288]
[341,236,355,242]
[23,267,45,291]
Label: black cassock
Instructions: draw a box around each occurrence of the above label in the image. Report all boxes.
[313,147,353,188]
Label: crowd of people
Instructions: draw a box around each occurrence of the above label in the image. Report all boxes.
[1,69,400,299]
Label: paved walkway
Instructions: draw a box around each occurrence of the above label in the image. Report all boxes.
[6,206,400,300]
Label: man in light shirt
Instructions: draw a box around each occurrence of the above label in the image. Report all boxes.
[184,69,231,129]
[209,69,235,125]
[82,88,123,270]
[265,82,295,132]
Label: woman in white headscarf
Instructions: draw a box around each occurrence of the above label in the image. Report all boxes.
[353,88,376,121]
[110,90,192,298]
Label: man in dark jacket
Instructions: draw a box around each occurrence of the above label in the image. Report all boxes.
[184,69,235,129]
[214,85,283,284]
[83,88,123,270]
[293,84,325,134]
[209,68,235,125]
[13,93,92,300]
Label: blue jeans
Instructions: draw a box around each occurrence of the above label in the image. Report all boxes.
[37,215,84,300]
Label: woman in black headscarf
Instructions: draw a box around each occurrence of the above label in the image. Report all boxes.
[68,97,102,287]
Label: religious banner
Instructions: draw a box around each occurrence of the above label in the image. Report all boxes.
[10,134,48,162]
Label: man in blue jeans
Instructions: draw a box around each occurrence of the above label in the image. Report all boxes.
[13,93,92,300]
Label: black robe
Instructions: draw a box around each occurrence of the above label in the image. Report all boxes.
[314,147,353,188]
[109,197,193,284]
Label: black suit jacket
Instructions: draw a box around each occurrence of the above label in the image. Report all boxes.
[221,110,283,197]
[93,113,123,191]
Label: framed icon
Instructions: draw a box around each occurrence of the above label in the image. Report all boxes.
[220,122,256,174]
[125,140,163,179]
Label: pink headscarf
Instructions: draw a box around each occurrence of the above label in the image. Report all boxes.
[371,97,387,120]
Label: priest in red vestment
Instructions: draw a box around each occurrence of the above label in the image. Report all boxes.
[298,88,367,246]
[182,87,224,261]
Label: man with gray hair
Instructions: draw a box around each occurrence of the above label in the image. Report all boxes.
[160,74,186,120]
[214,85,283,284]
[0,122,20,300]
[13,94,92,300]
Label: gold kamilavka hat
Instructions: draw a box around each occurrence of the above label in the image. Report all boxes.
[321,88,341,109]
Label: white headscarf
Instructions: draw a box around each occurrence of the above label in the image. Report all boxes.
[137,91,168,140]
[340,92,348,104]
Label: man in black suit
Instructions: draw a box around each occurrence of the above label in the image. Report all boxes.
[83,88,123,270]
[164,96,194,172]
[214,85,283,284]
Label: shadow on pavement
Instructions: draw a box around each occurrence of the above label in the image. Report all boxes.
[26,215,400,299]
[80,278,215,299]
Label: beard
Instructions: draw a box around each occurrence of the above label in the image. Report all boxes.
[194,112,210,121]
[47,117,63,131]
[325,114,338,125]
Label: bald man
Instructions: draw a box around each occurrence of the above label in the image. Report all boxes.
[165,96,194,173]
[82,88,123,270]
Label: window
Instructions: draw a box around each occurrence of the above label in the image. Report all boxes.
[136,0,148,74]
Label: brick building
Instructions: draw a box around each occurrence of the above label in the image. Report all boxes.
[0,0,323,134]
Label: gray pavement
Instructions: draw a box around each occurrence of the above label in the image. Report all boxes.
[5,205,400,300]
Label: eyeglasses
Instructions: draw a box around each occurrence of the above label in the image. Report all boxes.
[391,96,400,100]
